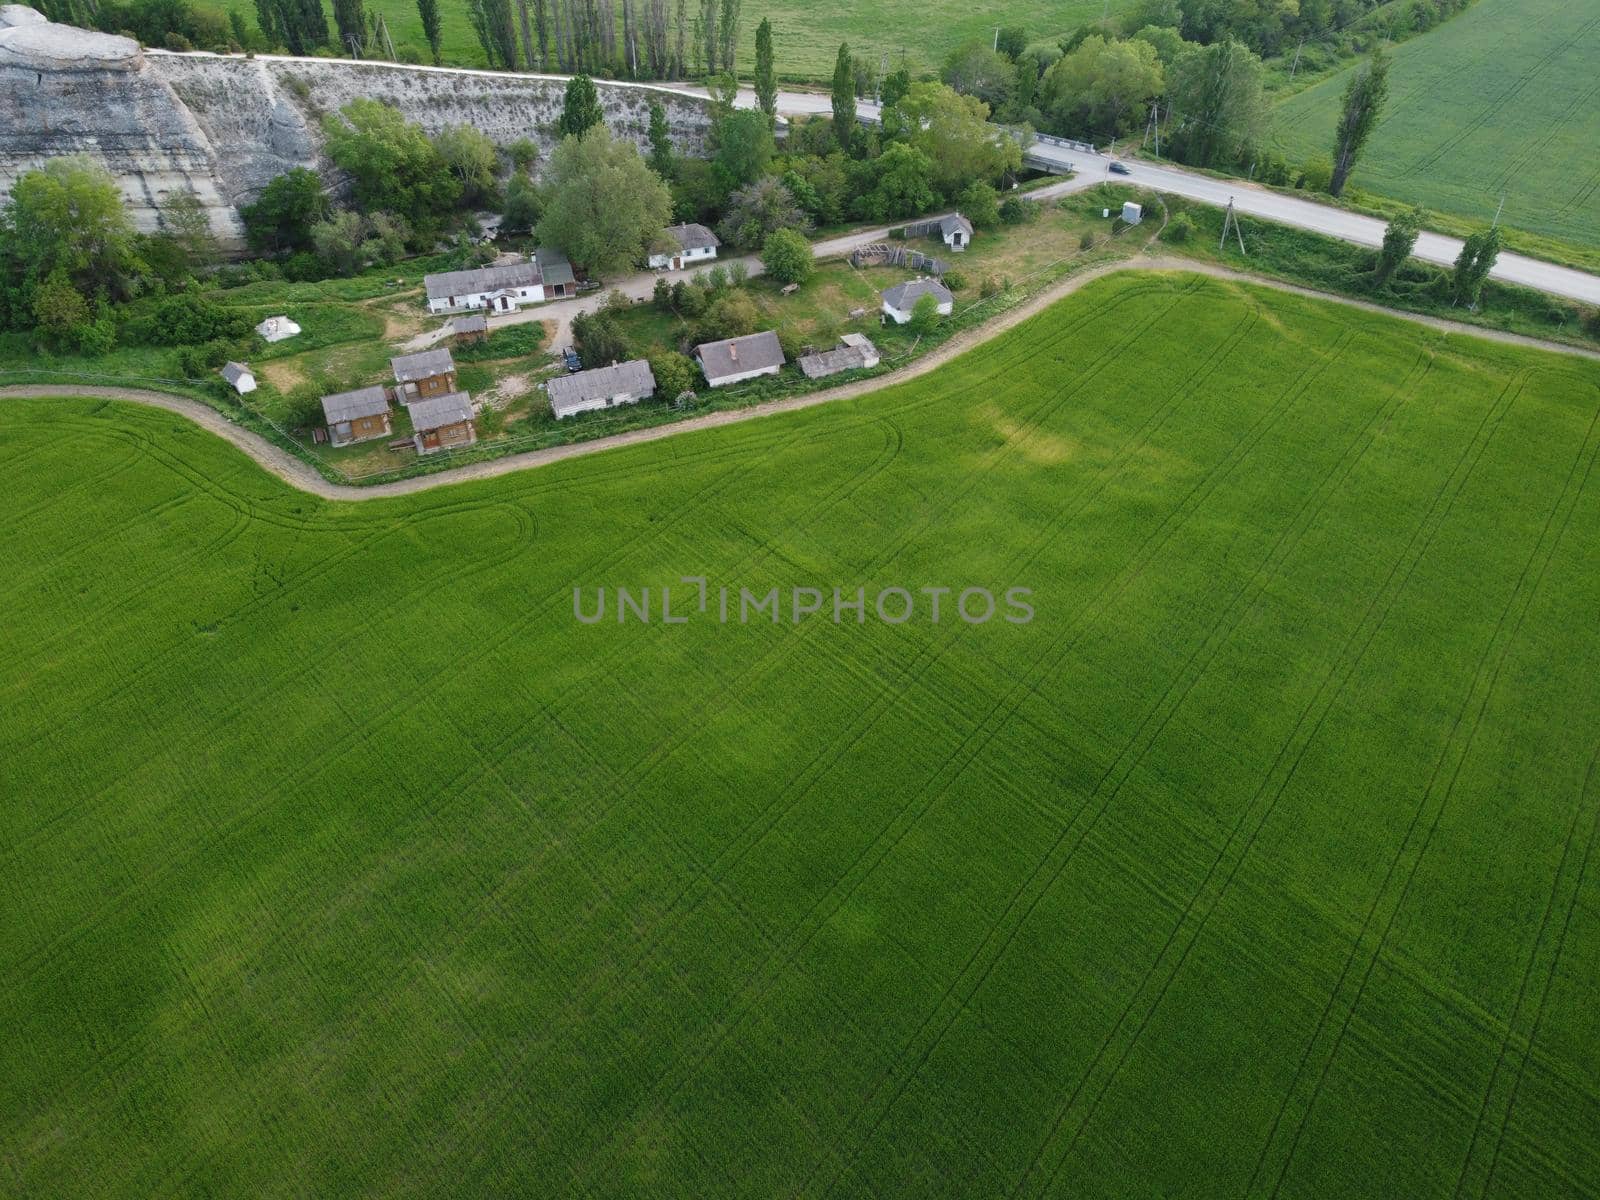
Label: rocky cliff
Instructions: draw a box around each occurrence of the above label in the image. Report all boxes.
[0,5,712,246]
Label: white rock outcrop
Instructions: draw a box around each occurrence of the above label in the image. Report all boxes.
[0,7,712,247]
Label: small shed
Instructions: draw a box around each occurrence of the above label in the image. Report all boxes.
[1122,201,1143,225]
[254,315,301,343]
[880,278,954,325]
[695,330,785,388]
[648,223,722,271]
[452,313,489,345]
[408,391,478,455]
[219,361,256,395]
[939,213,974,251]
[390,348,458,401]
[534,246,577,299]
[320,385,392,447]
[797,333,881,380]
[547,358,656,419]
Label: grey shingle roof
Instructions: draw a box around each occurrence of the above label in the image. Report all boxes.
[407,391,475,432]
[321,385,390,424]
[880,278,953,311]
[663,223,720,252]
[694,330,785,381]
[534,246,575,286]
[219,361,253,385]
[940,213,974,239]
[390,348,456,384]
[796,335,880,379]
[423,261,542,300]
[452,314,488,334]
[546,359,656,415]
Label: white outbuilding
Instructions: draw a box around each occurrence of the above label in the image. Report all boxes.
[880,278,954,325]
[219,361,257,394]
[648,223,721,271]
[254,314,301,342]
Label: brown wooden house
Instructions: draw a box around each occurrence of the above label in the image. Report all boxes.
[320,385,393,447]
[390,348,458,402]
[451,314,489,346]
[408,391,478,455]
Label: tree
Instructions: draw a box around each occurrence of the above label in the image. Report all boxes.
[416,0,442,62]
[647,99,675,175]
[161,190,218,269]
[332,0,364,52]
[995,26,1027,59]
[891,82,1022,200]
[956,180,1001,229]
[536,127,673,277]
[322,100,461,230]
[1041,35,1163,142]
[649,349,695,399]
[832,43,856,154]
[240,167,329,252]
[310,210,368,274]
[502,171,541,231]
[716,0,740,73]
[782,153,850,225]
[1,156,144,306]
[712,108,775,192]
[698,288,759,341]
[572,309,630,366]
[1130,23,1186,65]
[468,0,518,67]
[941,41,1015,111]
[1329,48,1389,197]
[266,0,330,54]
[434,125,500,206]
[865,142,937,218]
[908,291,941,335]
[717,176,809,249]
[30,268,96,351]
[761,226,813,285]
[753,17,777,126]
[1372,205,1422,289]
[880,66,912,107]
[558,74,605,138]
[1166,38,1265,169]
[1451,224,1501,308]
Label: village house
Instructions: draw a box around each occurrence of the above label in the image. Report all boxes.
[423,261,542,314]
[695,330,786,388]
[880,278,955,325]
[219,361,256,394]
[451,313,488,346]
[547,359,656,419]
[408,392,478,455]
[390,348,457,401]
[535,247,577,299]
[648,223,721,271]
[320,385,392,448]
[939,213,974,251]
[796,333,880,380]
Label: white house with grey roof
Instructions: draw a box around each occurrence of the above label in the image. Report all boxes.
[880,278,954,324]
[939,213,974,251]
[219,361,256,395]
[547,359,656,419]
[320,385,392,447]
[648,223,721,271]
[695,330,786,388]
[797,333,880,380]
[423,249,576,314]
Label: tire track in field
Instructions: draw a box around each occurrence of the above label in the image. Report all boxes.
[1402,13,1600,178]
[1249,374,1600,1200]
[564,299,1328,1195]
[427,284,1225,1194]
[790,329,1382,1198]
[993,350,1439,1197]
[1453,735,1600,1200]
[1488,73,1600,199]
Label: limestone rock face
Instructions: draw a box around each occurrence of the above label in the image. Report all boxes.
[0,7,712,248]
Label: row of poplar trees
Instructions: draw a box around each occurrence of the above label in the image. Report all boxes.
[461,0,743,79]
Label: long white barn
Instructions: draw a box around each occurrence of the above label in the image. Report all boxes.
[422,250,575,315]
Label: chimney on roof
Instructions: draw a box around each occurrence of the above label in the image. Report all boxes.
[729,342,739,362]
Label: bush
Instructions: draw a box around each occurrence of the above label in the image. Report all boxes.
[956,181,1002,230]
[649,350,696,401]
[1162,213,1194,244]
[980,276,1002,298]
[999,196,1035,224]
[761,227,814,286]
[1079,230,1096,250]
[653,277,673,312]
[942,270,967,292]
[1298,155,1333,194]
[572,311,629,366]
[163,31,193,50]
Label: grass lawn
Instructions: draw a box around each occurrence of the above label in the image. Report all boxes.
[1270,0,1600,252]
[214,0,1133,78]
[4,271,1599,1196]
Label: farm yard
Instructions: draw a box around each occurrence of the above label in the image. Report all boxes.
[4,271,1599,1196]
[1270,0,1600,252]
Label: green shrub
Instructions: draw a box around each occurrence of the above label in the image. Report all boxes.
[942,270,968,291]
[1079,230,1096,250]
[1163,213,1195,244]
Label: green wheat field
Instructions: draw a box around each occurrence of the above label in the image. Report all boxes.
[3,272,1599,1196]
[1272,0,1600,250]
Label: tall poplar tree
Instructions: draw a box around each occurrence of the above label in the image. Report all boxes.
[831,42,855,154]
[1329,47,1389,198]
[753,17,776,127]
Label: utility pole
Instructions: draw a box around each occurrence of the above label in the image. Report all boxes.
[993,26,999,51]
[1289,36,1304,78]
[1220,197,1247,255]
[1141,105,1156,149]
[1492,194,1505,228]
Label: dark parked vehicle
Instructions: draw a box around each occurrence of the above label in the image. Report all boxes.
[563,348,582,372]
[1108,160,1132,176]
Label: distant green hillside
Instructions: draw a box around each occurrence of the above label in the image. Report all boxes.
[1271,0,1600,249]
